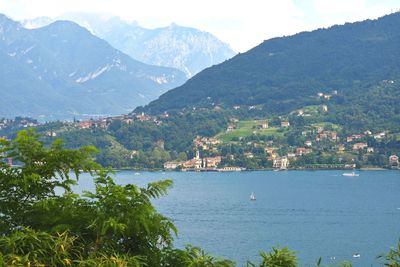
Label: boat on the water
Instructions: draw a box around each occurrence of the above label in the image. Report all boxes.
[250,192,256,201]
[352,253,361,258]
[342,172,359,177]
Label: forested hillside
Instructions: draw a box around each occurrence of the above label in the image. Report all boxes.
[141,12,400,128]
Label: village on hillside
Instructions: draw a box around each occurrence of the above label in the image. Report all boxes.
[163,123,399,171]
[1,98,400,171]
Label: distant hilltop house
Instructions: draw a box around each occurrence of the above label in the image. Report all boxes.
[347,134,365,142]
[373,132,386,139]
[46,131,57,137]
[295,147,312,156]
[79,121,94,129]
[364,130,372,135]
[352,142,368,150]
[193,136,221,150]
[317,91,335,100]
[281,121,290,128]
[226,124,236,132]
[257,122,269,129]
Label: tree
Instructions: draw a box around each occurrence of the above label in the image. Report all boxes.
[0,130,175,265]
[0,130,233,266]
[378,240,400,267]
[247,247,297,267]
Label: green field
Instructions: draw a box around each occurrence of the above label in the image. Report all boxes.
[216,120,284,142]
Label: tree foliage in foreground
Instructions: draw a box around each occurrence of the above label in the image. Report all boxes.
[0,130,399,266]
[0,130,233,266]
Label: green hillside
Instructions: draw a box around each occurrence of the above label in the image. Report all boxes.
[139,12,400,132]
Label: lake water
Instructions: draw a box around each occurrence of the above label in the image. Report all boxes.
[74,170,400,266]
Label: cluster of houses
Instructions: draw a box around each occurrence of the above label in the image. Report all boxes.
[193,136,221,151]
[179,120,399,170]
[345,131,386,142]
[0,119,10,130]
[69,112,164,130]
[0,118,40,130]
[164,150,222,171]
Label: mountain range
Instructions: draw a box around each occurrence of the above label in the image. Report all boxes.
[141,11,400,128]
[0,14,186,119]
[22,13,236,78]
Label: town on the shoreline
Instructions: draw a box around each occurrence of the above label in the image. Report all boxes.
[2,103,399,172]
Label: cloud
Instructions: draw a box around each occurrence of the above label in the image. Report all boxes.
[310,0,397,28]
[313,0,366,15]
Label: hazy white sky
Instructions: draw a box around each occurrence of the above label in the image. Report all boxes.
[0,0,399,52]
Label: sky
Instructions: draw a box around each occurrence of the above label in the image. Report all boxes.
[0,0,399,52]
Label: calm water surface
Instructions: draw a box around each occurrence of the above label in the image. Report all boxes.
[74,170,400,266]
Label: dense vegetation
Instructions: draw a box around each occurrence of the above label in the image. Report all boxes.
[0,130,231,266]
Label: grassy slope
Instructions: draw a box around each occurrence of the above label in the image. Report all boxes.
[216,120,284,142]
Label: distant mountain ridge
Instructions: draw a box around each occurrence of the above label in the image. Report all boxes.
[22,14,236,78]
[0,14,186,119]
[140,12,400,119]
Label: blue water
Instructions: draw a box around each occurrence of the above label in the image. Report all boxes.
[74,170,400,266]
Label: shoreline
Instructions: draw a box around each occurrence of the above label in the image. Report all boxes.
[114,167,393,172]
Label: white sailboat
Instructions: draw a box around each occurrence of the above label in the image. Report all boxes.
[250,192,256,201]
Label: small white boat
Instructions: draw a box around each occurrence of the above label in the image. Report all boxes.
[134,172,140,175]
[352,253,361,258]
[342,172,359,177]
[250,192,256,201]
